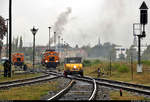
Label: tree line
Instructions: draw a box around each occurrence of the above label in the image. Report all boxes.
[12,36,23,52]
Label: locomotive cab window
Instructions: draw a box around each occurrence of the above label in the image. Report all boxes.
[49,57,55,61]
[65,57,82,63]
[17,58,21,61]
[53,53,57,56]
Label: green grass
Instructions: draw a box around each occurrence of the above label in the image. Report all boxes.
[84,60,150,85]
[141,60,150,66]
[110,90,147,100]
[83,59,101,67]
[0,73,43,82]
[0,81,58,100]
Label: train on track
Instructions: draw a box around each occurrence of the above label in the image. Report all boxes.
[12,53,24,67]
[41,49,59,68]
[64,57,83,77]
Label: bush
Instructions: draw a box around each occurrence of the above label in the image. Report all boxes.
[141,60,150,66]
[83,60,92,67]
[92,59,101,65]
[118,64,129,73]
[112,63,120,70]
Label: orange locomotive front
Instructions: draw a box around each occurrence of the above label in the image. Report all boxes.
[12,53,24,66]
[41,49,59,68]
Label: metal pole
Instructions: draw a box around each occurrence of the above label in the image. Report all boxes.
[48,27,51,49]
[33,35,35,69]
[8,0,12,77]
[61,38,63,58]
[54,32,56,50]
[131,54,133,80]
[138,35,141,66]
[110,56,111,76]
[58,36,60,53]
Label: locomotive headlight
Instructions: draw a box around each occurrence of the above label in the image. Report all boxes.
[74,65,76,68]
[45,60,48,63]
[56,60,58,62]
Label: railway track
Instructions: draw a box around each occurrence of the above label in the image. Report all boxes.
[47,77,97,100]
[0,73,60,89]
[47,70,150,97]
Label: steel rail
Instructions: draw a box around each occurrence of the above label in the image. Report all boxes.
[0,74,50,85]
[89,79,97,100]
[78,76,150,96]
[0,75,60,89]
[83,76,150,91]
[48,80,76,100]
[94,77,150,90]
[48,71,150,96]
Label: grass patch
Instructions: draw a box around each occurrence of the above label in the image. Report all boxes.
[0,81,58,100]
[141,60,150,66]
[110,90,148,100]
[117,64,129,73]
[83,59,101,67]
[0,73,43,82]
[83,61,150,85]
[83,60,92,67]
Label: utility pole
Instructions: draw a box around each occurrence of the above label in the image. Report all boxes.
[110,55,111,77]
[48,27,51,49]
[58,35,60,53]
[8,0,12,77]
[131,53,133,80]
[54,32,56,50]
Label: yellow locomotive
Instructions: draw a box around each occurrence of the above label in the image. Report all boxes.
[64,57,83,77]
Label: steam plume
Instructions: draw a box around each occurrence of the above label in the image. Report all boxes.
[53,7,72,35]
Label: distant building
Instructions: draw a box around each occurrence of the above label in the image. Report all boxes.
[115,45,126,59]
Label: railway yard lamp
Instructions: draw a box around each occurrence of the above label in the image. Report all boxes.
[136,1,148,72]
[31,26,38,70]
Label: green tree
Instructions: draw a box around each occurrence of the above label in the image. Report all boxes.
[118,53,125,61]
[0,16,7,58]
[126,45,137,61]
[110,44,116,61]
[142,45,150,60]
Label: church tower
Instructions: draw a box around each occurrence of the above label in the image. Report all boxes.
[98,37,101,48]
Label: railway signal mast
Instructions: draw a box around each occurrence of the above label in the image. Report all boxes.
[135,1,148,72]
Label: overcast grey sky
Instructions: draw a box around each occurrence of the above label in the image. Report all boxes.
[0,0,150,48]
